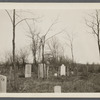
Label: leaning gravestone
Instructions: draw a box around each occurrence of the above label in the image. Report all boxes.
[54,86,61,93]
[0,75,7,93]
[25,64,31,78]
[60,64,66,76]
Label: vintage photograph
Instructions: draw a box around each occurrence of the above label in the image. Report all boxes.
[0,3,100,94]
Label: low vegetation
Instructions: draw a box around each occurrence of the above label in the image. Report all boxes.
[0,63,100,93]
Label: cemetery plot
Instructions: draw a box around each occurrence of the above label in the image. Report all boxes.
[1,63,100,93]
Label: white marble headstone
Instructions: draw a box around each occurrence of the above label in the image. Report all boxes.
[0,75,7,93]
[25,64,31,78]
[54,86,61,93]
[60,64,66,76]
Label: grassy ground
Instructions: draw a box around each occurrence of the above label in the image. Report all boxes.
[7,72,100,93]
[1,64,100,93]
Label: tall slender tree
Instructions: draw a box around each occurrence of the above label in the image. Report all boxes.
[12,9,18,90]
[85,10,100,58]
[5,9,36,90]
[64,31,75,62]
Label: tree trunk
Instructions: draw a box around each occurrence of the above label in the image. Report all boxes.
[97,11,100,58]
[33,52,37,65]
[67,66,69,76]
[13,9,17,91]
[97,40,100,57]
[71,43,74,62]
[42,44,45,78]
[46,65,49,79]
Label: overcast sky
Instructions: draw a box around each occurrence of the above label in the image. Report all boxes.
[0,9,99,64]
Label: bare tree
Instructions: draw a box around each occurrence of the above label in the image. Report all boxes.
[64,31,75,62]
[18,48,29,66]
[47,37,67,76]
[85,10,100,57]
[39,18,58,64]
[5,9,37,91]
[12,9,17,90]
[25,20,40,65]
[64,31,77,75]
[39,22,65,78]
[40,20,65,64]
[5,9,17,90]
[47,37,60,63]
[25,16,65,78]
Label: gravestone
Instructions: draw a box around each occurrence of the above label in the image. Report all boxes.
[38,63,46,78]
[54,86,61,93]
[60,64,66,76]
[0,75,7,93]
[25,64,31,78]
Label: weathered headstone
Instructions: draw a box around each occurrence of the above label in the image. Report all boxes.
[0,75,7,93]
[54,86,61,93]
[38,64,43,78]
[25,64,31,78]
[60,64,66,76]
[38,63,46,78]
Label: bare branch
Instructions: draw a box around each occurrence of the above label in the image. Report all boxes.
[44,18,58,37]
[47,42,54,56]
[87,13,96,20]
[5,10,13,24]
[25,20,33,34]
[15,18,36,27]
[45,28,65,42]
[85,18,98,36]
